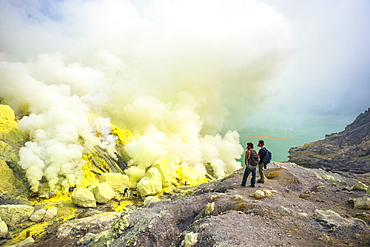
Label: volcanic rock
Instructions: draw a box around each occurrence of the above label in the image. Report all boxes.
[85,162,370,247]
[353,196,370,210]
[0,105,29,196]
[43,207,58,221]
[99,173,129,194]
[72,187,97,208]
[0,218,8,238]
[29,208,46,222]
[136,167,163,197]
[0,205,34,226]
[93,182,115,204]
[56,212,119,238]
[17,236,35,246]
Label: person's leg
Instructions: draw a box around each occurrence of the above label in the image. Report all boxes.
[258,163,265,183]
[251,167,256,187]
[241,167,250,186]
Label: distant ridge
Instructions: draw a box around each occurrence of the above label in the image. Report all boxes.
[288,108,370,174]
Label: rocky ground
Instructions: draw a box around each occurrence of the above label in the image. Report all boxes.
[2,105,370,246]
[22,161,370,247]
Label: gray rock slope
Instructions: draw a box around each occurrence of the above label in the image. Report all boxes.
[31,162,370,247]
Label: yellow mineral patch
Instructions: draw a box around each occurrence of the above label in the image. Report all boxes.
[112,123,135,164]
[0,104,15,120]
[0,160,19,194]
[153,157,178,188]
[111,200,133,212]
[0,141,12,153]
[176,164,209,186]
[82,154,103,187]
[30,191,78,219]
[7,193,78,246]
[0,104,27,143]
[6,221,51,246]
[111,124,135,145]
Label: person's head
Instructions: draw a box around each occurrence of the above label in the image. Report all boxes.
[246,142,254,150]
[258,140,264,147]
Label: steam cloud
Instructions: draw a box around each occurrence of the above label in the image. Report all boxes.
[0,0,290,193]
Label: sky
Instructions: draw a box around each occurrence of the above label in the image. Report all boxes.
[0,0,369,192]
[249,0,370,129]
[1,0,369,130]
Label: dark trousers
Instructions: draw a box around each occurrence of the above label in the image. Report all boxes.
[241,166,257,186]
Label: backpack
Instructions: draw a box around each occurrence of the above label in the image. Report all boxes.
[262,148,272,164]
[248,149,260,166]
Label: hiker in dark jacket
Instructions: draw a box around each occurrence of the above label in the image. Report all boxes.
[257,140,266,183]
[241,142,258,187]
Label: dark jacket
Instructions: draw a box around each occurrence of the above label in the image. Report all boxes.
[258,148,266,164]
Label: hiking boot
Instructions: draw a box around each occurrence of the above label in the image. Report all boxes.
[264,164,267,169]
[251,184,255,187]
[257,180,264,183]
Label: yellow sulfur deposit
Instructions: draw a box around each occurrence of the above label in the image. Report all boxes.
[81,154,103,187]
[111,200,134,212]
[176,164,209,186]
[6,192,78,246]
[80,123,135,189]
[111,123,135,145]
[0,104,27,143]
[0,105,29,195]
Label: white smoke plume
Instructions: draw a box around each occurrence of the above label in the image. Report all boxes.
[0,0,290,193]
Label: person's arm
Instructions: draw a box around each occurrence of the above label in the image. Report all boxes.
[244,150,249,166]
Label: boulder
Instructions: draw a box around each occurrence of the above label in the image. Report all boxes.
[314,209,351,227]
[17,236,35,246]
[250,189,277,199]
[99,173,129,194]
[0,218,8,238]
[277,206,308,220]
[30,206,58,222]
[0,205,34,226]
[351,181,368,191]
[183,232,198,247]
[93,182,115,204]
[277,206,292,216]
[43,207,58,221]
[205,202,215,215]
[353,196,370,210]
[152,157,177,189]
[143,196,160,207]
[29,209,46,222]
[72,187,97,208]
[137,167,163,197]
[292,212,309,220]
